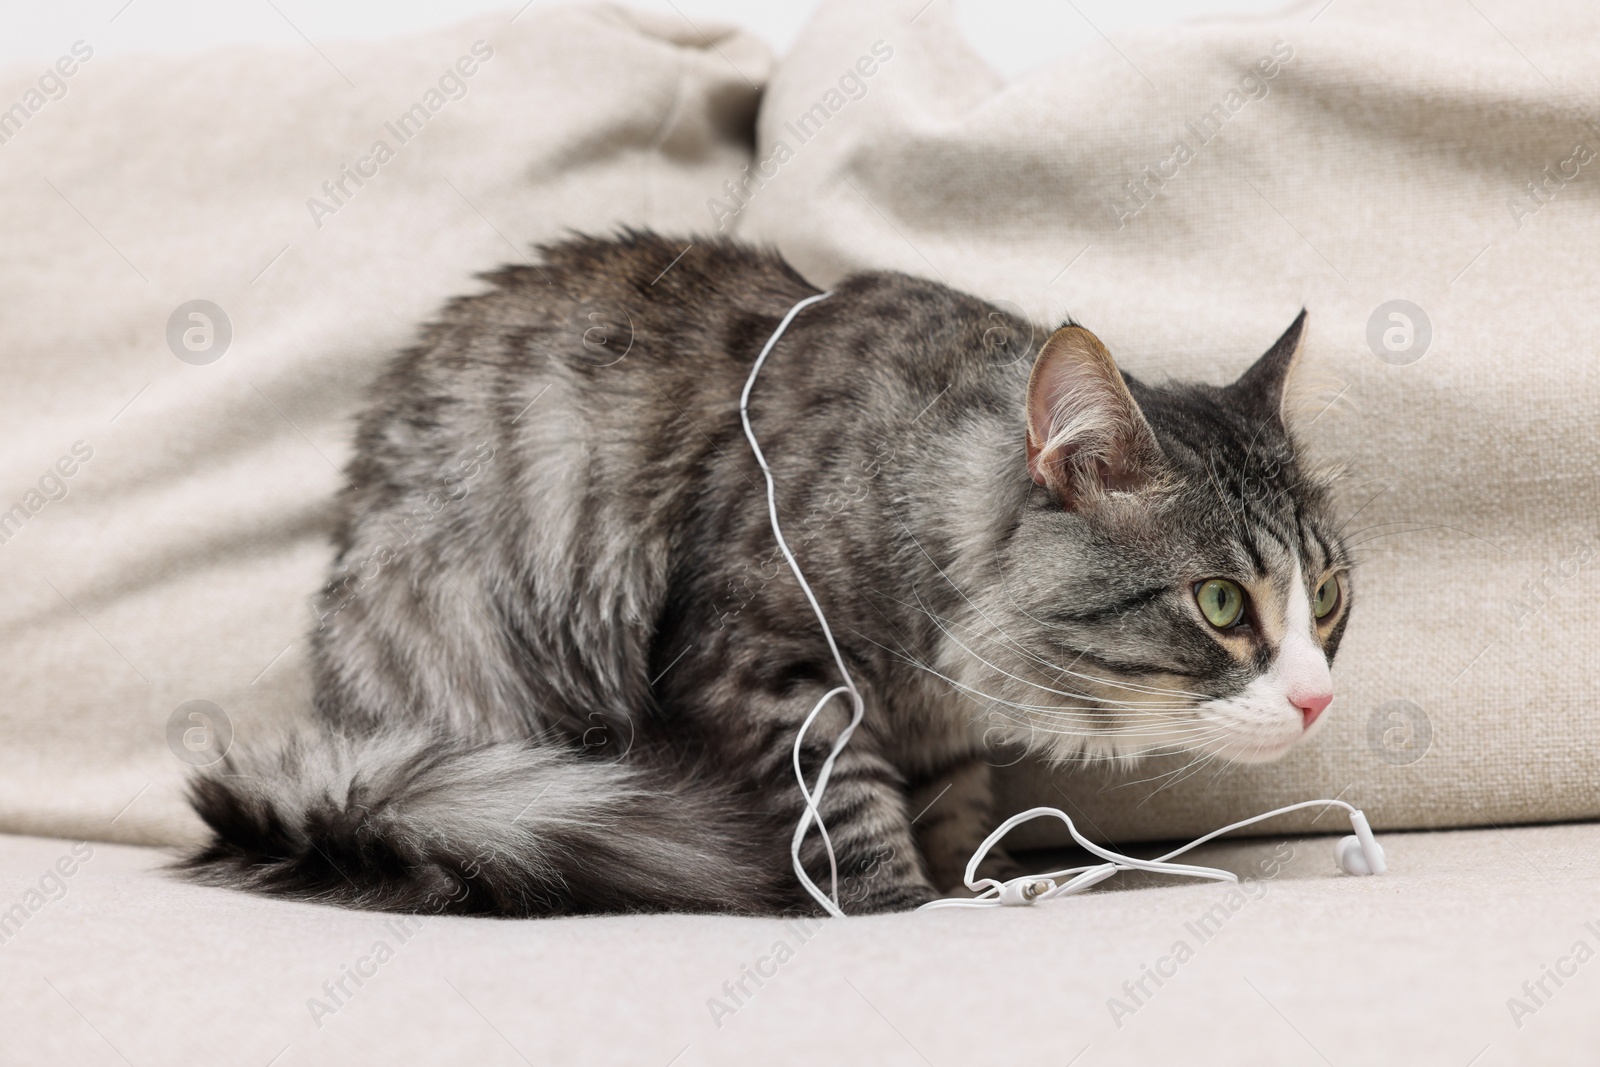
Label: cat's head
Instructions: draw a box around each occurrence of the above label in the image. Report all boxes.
[972,312,1351,766]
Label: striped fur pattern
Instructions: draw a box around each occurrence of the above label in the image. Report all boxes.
[181,233,1352,915]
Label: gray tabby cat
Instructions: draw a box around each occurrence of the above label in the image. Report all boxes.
[181,232,1352,915]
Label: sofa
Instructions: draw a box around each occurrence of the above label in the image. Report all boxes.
[0,0,1595,1062]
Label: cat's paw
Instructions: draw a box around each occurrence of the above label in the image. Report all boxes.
[841,881,938,914]
[936,845,1028,895]
[972,845,1029,884]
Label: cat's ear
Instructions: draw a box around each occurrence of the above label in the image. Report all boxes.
[1228,309,1307,421]
[1025,325,1165,508]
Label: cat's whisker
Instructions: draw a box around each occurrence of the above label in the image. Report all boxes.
[851,614,1190,713]
[984,705,1236,743]
[877,521,1214,704]
[1202,754,1239,791]
[872,649,1193,725]
[935,565,1218,705]
[937,687,1234,753]
[1043,723,1237,769]
[1013,647,1210,703]
[1332,478,1392,534]
[972,692,1212,723]
[1148,746,1230,798]
[992,729,1234,758]
[953,610,1217,703]
[888,586,1213,704]
[919,609,1203,712]
[1118,744,1228,802]
[1342,520,1520,559]
[1203,457,1243,524]
[929,673,1187,727]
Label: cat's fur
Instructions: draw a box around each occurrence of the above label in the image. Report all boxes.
[181,232,1352,916]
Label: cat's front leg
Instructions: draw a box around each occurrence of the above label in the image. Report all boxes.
[909,757,1028,894]
[771,710,937,914]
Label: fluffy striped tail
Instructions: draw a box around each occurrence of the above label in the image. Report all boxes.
[179,729,780,916]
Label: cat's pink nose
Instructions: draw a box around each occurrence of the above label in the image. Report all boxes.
[1293,691,1333,729]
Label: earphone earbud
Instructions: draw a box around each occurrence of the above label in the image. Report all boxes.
[1336,836,1379,876]
[1334,809,1387,876]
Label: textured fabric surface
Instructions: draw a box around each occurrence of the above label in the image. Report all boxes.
[0,824,1595,1065]
[0,6,768,846]
[0,0,1595,854]
[736,0,1600,843]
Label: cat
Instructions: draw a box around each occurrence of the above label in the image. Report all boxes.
[180,231,1352,916]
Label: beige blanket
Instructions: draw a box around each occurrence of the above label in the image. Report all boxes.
[0,0,1593,849]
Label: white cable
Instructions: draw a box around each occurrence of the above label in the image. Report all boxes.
[919,799,1360,910]
[738,291,858,918]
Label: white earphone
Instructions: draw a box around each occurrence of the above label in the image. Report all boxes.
[740,292,1386,917]
[917,800,1386,910]
[1336,808,1387,877]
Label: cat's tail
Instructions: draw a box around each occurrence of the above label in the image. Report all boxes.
[177,727,781,916]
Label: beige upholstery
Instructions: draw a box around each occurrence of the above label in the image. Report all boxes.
[3,0,1591,854]
[2,824,1595,1063]
[1,4,1595,1063]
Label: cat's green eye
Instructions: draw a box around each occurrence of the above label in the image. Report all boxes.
[1314,576,1340,619]
[1196,579,1245,629]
